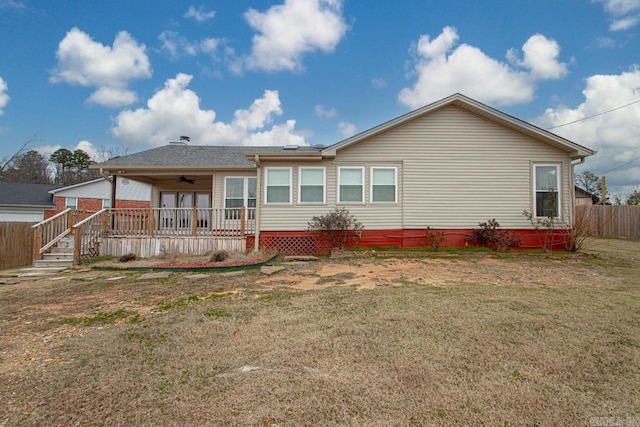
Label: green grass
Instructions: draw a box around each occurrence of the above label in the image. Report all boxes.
[59,309,130,326]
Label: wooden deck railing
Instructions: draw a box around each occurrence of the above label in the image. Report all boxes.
[72,209,108,263]
[31,208,73,261]
[107,207,256,237]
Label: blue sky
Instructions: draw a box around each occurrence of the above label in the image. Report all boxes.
[0,0,639,195]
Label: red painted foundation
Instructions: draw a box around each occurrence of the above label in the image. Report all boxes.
[258,228,572,255]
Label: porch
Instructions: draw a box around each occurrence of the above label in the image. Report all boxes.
[32,207,257,265]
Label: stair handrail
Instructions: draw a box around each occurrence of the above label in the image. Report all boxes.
[32,208,73,260]
[72,209,108,264]
[72,208,107,229]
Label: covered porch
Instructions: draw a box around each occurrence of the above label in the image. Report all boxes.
[32,206,257,265]
[91,206,256,259]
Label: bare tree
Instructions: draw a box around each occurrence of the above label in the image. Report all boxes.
[0,136,39,180]
[1,150,52,184]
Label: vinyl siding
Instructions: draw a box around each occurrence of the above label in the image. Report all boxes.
[54,179,151,201]
[259,105,574,231]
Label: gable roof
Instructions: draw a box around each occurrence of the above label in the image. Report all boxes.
[49,178,151,201]
[0,182,59,207]
[96,144,322,172]
[321,93,596,160]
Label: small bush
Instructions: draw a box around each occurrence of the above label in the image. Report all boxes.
[119,253,136,263]
[425,227,446,251]
[209,249,229,263]
[466,219,521,251]
[308,207,364,249]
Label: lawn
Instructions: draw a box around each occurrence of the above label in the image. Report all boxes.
[1,239,639,426]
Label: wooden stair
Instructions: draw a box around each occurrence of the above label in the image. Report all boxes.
[26,236,75,274]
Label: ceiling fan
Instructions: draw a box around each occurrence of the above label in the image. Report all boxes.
[178,176,195,184]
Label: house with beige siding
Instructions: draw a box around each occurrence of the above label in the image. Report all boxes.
[90,93,595,257]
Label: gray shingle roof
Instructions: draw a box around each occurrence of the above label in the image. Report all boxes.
[0,182,60,206]
[98,145,321,168]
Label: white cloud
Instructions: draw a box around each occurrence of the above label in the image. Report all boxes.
[111,73,306,147]
[371,77,386,89]
[50,28,151,108]
[314,104,336,118]
[610,15,640,30]
[533,66,640,192]
[338,121,357,137]
[595,0,640,30]
[159,31,224,59]
[184,5,216,22]
[0,0,25,10]
[514,34,569,79]
[243,0,348,72]
[0,77,9,115]
[398,27,569,109]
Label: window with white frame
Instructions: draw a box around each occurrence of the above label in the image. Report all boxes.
[66,197,77,209]
[102,198,111,208]
[299,167,325,203]
[225,177,256,219]
[265,168,291,203]
[338,167,364,203]
[534,164,560,218]
[371,167,397,203]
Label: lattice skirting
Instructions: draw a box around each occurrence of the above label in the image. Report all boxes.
[259,232,330,255]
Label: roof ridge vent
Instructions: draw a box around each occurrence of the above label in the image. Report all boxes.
[283,144,299,150]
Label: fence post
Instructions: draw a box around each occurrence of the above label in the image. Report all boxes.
[240,206,246,237]
[67,210,74,230]
[74,227,81,265]
[192,207,198,236]
[103,210,110,236]
[149,208,155,236]
[33,226,42,263]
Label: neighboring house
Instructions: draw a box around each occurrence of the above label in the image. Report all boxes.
[0,182,59,222]
[45,177,151,218]
[575,186,596,206]
[94,93,596,255]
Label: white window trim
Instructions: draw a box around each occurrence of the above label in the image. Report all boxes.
[337,166,365,204]
[370,166,398,204]
[533,163,561,219]
[298,167,326,204]
[102,198,111,209]
[264,167,292,204]
[66,197,77,208]
[224,176,257,209]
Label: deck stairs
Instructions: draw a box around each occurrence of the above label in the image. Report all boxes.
[17,236,75,276]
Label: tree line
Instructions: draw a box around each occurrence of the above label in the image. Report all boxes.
[0,139,128,186]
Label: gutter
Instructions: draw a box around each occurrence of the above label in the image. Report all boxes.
[99,168,112,183]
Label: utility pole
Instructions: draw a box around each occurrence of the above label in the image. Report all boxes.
[601,176,607,205]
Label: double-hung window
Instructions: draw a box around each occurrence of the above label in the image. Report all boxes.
[338,167,364,203]
[371,167,397,203]
[534,164,560,218]
[299,167,325,203]
[225,177,256,219]
[265,168,291,204]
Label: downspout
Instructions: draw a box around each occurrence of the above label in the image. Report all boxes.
[99,168,115,208]
[254,155,261,252]
[570,157,586,227]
